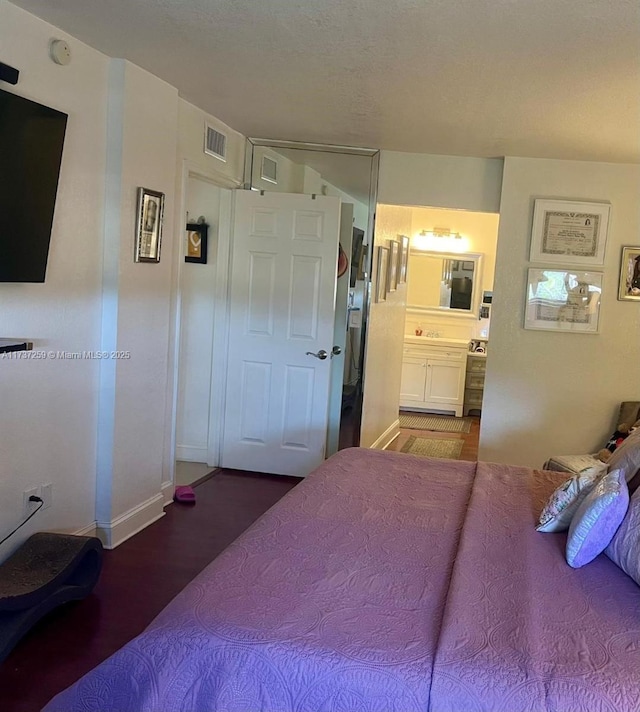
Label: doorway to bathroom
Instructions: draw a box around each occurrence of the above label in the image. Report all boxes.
[361,204,499,460]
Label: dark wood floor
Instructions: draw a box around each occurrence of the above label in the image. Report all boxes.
[0,470,299,712]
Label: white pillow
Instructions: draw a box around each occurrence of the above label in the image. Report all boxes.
[536,469,603,533]
[566,469,629,568]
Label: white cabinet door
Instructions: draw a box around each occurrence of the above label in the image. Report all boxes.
[425,359,465,406]
[222,190,341,477]
[400,356,427,402]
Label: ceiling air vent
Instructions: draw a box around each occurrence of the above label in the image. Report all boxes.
[261,156,278,184]
[204,123,227,161]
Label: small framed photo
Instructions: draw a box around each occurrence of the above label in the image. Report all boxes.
[375,246,389,302]
[398,235,409,283]
[530,199,611,266]
[387,239,400,291]
[524,268,603,334]
[185,222,208,264]
[462,260,474,271]
[135,187,164,263]
[618,246,640,301]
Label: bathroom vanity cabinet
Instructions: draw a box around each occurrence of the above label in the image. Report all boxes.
[399,338,468,417]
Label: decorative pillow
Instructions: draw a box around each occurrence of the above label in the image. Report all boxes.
[607,426,640,483]
[536,468,604,533]
[566,469,628,568]
[605,484,640,586]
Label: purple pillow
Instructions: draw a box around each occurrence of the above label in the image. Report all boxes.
[608,427,640,483]
[566,469,629,569]
[606,483,640,586]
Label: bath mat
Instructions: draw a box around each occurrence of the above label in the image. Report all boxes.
[400,436,464,460]
[399,413,472,433]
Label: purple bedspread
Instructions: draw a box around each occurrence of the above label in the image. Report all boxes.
[43,449,640,712]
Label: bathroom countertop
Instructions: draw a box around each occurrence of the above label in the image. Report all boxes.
[404,335,470,349]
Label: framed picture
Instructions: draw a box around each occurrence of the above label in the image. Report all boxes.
[185,222,208,264]
[350,228,366,286]
[375,246,389,303]
[530,199,611,266]
[387,239,400,291]
[618,246,640,301]
[462,260,474,271]
[399,235,409,283]
[524,268,603,333]
[135,187,164,263]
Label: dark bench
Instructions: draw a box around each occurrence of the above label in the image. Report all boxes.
[0,532,103,663]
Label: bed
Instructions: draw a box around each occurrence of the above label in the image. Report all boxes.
[44,448,640,711]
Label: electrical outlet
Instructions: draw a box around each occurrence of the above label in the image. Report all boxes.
[23,487,39,516]
[41,483,53,510]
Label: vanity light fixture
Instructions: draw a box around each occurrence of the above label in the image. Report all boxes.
[414,228,468,253]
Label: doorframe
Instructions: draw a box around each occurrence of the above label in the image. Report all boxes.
[165,158,240,491]
[243,139,380,448]
[167,142,381,490]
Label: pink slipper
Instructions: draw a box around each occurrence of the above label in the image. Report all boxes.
[174,485,196,504]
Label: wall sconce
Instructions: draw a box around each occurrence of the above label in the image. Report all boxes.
[413,228,468,253]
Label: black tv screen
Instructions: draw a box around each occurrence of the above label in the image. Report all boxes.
[0,89,68,282]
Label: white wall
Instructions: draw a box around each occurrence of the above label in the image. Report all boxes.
[176,178,221,462]
[178,100,245,187]
[162,99,246,483]
[0,1,109,557]
[0,4,237,557]
[480,157,640,468]
[96,60,179,545]
[360,205,412,448]
[378,151,504,213]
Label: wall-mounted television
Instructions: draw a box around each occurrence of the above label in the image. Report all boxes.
[0,88,68,282]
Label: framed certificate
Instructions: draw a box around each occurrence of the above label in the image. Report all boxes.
[524,268,603,333]
[530,199,611,266]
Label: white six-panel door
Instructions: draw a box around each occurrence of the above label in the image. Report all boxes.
[221,190,341,476]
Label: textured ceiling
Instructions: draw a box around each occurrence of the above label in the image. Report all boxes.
[9,0,640,163]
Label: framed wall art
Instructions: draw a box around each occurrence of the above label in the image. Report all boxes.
[387,239,400,291]
[398,235,409,283]
[375,246,389,303]
[135,187,164,263]
[524,268,603,334]
[529,199,611,266]
[185,222,208,264]
[618,246,640,301]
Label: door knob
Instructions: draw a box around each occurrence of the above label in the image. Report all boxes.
[331,346,342,357]
[306,349,328,360]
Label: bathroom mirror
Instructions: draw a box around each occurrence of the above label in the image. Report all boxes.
[407,250,483,317]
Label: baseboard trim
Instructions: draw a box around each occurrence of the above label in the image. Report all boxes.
[73,522,98,538]
[96,493,165,550]
[161,480,174,507]
[370,419,400,450]
[176,445,208,462]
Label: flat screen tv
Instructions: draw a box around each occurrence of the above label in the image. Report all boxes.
[0,88,68,282]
